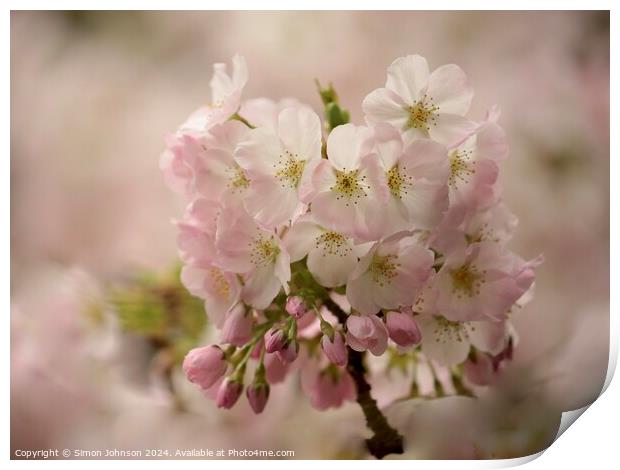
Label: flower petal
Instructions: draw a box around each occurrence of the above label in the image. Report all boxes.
[427,64,473,115]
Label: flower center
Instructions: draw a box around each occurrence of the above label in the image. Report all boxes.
[449,150,475,187]
[465,223,499,245]
[314,231,351,257]
[331,169,367,205]
[249,235,280,266]
[208,267,231,297]
[433,316,474,343]
[369,254,400,287]
[450,264,485,298]
[275,150,306,189]
[386,164,413,199]
[407,95,438,132]
[227,165,250,192]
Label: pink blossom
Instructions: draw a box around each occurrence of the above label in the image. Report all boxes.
[307,124,388,242]
[433,242,539,322]
[216,378,244,409]
[284,214,363,288]
[445,120,508,210]
[215,199,290,309]
[180,265,241,328]
[363,54,477,147]
[372,123,450,234]
[321,331,348,366]
[385,311,422,347]
[345,314,388,356]
[346,232,434,315]
[178,54,248,136]
[182,345,228,390]
[301,364,356,411]
[417,314,510,366]
[235,106,322,228]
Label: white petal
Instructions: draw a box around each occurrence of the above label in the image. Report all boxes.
[235,127,282,175]
[420,316,470,366]
[242,265,282,309]
[362,88,410,129]
[468,320,507,355]
[386,55,429,104]
[326,124,373,171]
[429,113,478,148]
[284,219,322,262]
[277,107,322,161]
[347,272,381,315]
[427,64,473,116]
[372,122,404,169]
[243,175,300,228]
[307,240,358,288]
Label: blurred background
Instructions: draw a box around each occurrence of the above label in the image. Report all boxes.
[10,11,609,459]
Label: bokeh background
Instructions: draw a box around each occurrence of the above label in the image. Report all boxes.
[10,11,610,459]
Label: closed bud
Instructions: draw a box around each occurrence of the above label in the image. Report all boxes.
[264,327,287,353]
[463,352,494,386]
[182,345,227,390]
[277,339,299,363]
[385,311,422,347]
[285,296,308,319]
[246,381,270,414]
[216,378,243,409]
[321,331,348,367]
[221,304,253,346]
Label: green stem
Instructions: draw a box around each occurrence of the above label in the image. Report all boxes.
[230,113,255,129]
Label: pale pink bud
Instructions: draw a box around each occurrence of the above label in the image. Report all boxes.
[264,327,287,353]
[321,331,348,366]
[216,378,243,409]
[463,352,494,386]
[264,353,290,384]
[277,339,299,363]
[385,311,422,347]
[345,314,388,356]
[285,296,308,319]
[246,382,270,414]
[221,304,253,346]
[182,345,227,390]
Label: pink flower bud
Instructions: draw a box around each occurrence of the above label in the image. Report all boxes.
[277,339,299,363]
[264,353,290,384]
[345,314,388,356]
[385,311,422,347]
[264,327,287,353]
[246,382,270,414]
[285,296,308,319]
[301,366,356,411]
[463,352,494,386]
[321,331,348,366]
[216,378,243,409]
[221,304,253,346]
[182,345,227,390]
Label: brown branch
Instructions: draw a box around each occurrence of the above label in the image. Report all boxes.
[323,298,404,459]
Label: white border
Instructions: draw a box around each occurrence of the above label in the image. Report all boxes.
[4,3,615,468]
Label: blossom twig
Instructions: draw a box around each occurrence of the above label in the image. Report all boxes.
[323,298,404,459]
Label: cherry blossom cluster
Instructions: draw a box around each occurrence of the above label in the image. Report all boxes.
[161,54,539,414]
